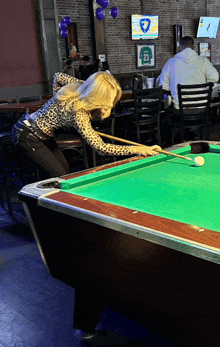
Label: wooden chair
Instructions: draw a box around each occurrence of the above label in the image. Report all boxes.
[0,131,40,217]
[112,94,135,140]
[125,86,163,146]
[168,82,213,144]
[210,89,220,126]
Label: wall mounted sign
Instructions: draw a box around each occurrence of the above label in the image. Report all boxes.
[98,54,106,62]
[173,25,183,55]
[199,42,211,61]
[136,43,156,68]
[68,23,79,59]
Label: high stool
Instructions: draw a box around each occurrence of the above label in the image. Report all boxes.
[55,134,89,171]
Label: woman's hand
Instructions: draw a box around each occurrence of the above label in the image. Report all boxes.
[151,145,162,153]
[131,145,161,156]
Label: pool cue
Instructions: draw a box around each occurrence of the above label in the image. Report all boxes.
[97,131,193,161]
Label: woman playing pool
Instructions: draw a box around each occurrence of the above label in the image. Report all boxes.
[12,71,161,177]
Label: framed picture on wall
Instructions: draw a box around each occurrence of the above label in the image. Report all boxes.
[173,25,183,55]
[68,23,79,60]
[199,42,211,61]
[136,43,156,68]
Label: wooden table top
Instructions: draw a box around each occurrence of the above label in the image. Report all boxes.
[0,99,49,113]
[121,89,220,107]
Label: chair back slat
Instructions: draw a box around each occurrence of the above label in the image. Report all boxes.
[169,82,213,144]
[137,106,161,115]
[177,83,213,112]
[180,89,210,96]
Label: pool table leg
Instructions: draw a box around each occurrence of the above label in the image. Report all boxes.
[73,287,105,333]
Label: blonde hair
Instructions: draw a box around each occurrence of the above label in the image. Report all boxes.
[57,72,122,114]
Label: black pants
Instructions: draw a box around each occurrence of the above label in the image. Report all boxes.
[12,113,70,178]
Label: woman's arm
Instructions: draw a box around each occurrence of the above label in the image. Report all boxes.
[53,72,79,95]
[73,111,160,157]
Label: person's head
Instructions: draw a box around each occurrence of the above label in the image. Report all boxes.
[93,59,102,71]
[180,36,195,51]
[65,58,73,66]
[82,55,90,66]
[57,71,122,119]
[102,61,110,71]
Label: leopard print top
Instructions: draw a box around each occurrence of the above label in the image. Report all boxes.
[33,72,134,156]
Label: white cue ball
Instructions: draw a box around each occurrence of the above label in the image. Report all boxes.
[194,156,205,166]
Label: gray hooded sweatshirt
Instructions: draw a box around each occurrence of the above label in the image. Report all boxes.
[157,48,219,108]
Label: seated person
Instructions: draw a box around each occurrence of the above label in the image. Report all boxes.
[211,83,220,100]
[12,72,161,178]
[157,36,219,110]
[80,55,95,80]
[93,59,103,73]
[102,61,111,74]
[63,58,75,76]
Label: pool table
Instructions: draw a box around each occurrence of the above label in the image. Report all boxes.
[19,141,220,347]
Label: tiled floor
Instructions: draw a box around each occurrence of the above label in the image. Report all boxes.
[0,189,178,347]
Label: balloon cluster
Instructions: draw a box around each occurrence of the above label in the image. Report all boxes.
[95,0,119,20]
[59,16,71,38]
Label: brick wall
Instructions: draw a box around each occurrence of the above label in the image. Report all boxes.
[56,0,220,77]
[56,0,94,71]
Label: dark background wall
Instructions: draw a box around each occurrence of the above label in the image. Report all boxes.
[0,0,43,95]
[1,0,220,97]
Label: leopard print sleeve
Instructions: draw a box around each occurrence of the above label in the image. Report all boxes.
[73,110,134,156]
[53,72,79,95]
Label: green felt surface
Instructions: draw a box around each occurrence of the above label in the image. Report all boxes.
[61,146,220,232]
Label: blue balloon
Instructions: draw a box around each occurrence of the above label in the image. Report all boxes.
[61,30,68,38]
[110,7,119,18]
[64,16,71,26]
[96,0,109,8]
[59,20,67,30]
[95,8,105,20]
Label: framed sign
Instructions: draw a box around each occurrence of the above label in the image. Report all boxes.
[67,23,79,60]
[136,43,156,68]
[199,42,211,61]
[173,25,183,54]
[98,54,106,62]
